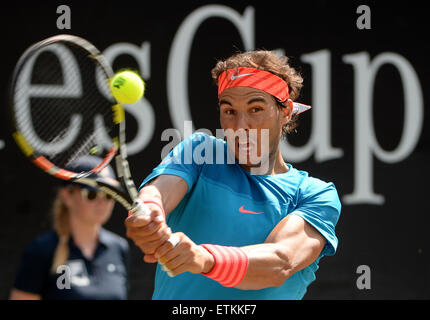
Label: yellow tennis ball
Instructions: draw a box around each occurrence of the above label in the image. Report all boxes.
[110,71,145,104]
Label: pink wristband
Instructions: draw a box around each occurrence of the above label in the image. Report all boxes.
[201,244,249,287]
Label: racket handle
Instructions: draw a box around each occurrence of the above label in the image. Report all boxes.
[130,199,151,217]
[129,199,180,275]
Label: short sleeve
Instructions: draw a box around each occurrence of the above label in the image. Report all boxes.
[291,177,341,257]
[139,133,215,191]
[13,239,53,294]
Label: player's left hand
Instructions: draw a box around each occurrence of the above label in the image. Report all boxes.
[153,232,215,277]
[125,203,172,257]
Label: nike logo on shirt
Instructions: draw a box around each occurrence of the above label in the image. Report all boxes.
[239,205,263,215]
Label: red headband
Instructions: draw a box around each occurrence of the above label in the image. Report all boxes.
[217,67,311,115]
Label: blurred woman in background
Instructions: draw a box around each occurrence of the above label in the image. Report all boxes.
[9,156,129,300]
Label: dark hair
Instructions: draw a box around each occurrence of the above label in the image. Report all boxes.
[211,50,303,137]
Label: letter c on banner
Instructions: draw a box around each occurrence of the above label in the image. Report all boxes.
[167,5,255,137]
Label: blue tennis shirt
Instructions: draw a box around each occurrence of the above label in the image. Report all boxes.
[140,133,341,300]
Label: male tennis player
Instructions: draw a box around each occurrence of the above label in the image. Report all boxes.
[125,50,341,299]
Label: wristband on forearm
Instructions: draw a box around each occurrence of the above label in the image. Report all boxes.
[201,244,249,287]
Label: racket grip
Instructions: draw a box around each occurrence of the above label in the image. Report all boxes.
[130,199,151,217]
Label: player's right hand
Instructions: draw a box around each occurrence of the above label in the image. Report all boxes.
[152,232,215,277]
[124,202,172,257]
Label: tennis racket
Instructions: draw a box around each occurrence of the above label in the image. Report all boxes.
[9,34,150,216]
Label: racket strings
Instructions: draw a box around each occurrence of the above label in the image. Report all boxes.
[13,41,116,169]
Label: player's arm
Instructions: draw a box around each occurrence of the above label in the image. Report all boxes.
[154,214,326,290]
[9,288,41,300]
[124,174,188,258]
[138,174,188,216]
[235,214,326,289]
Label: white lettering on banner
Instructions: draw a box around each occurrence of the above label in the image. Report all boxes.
[167,5,255,137]
[14,43,83,156]
[281,49,344,163]
[13,4,424,205]
[343,52,423,205]
[15,41,155,157]
[99,42,155,155]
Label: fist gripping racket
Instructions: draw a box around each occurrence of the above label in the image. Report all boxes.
[9,34,150,217]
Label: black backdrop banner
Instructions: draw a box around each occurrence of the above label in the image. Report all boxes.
[1,0,429,300]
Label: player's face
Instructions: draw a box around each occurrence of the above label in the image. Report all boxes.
[61,186,115,226]
[219,87,290,170]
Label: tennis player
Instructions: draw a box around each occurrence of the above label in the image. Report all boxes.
[125,50,341,299]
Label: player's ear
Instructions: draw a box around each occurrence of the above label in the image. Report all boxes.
[280,99,293,124]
